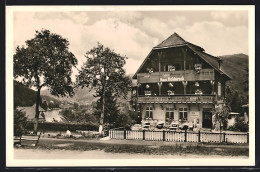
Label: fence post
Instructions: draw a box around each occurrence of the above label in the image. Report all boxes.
[184,129,187,142]
[124,129,126,139]
[198,130,200,142]
[163,130,166,141]
[247,133,249,144]
[223,132,226,143]
[143,130,145,140]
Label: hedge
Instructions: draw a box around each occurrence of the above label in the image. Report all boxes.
[25,122,99,132]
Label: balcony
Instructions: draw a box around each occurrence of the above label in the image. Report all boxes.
[137,95,215,104]
[137,69,214,83]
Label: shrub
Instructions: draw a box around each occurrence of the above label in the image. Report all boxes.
[14,110,28,136]
[232,121,248,132]
[25,122,99,132]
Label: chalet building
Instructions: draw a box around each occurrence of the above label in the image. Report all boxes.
[130,33,231,129]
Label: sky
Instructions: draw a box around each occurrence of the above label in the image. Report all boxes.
[13,8,249,79]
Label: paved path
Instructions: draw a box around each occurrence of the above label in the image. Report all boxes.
[39,137,249,149]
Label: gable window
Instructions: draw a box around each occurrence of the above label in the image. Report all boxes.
[166,108,174,121]
[145,106,153,119]
[179,108,188,121]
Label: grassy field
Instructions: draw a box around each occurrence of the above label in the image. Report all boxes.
[16,138,249,157]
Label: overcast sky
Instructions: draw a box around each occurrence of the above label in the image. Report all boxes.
[13,9,248,78]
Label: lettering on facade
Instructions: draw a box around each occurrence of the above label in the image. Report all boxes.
[160,76,184,82]
[160,78,168,82]
[190,111,200,118]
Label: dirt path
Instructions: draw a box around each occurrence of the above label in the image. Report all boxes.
[14,148,248,159]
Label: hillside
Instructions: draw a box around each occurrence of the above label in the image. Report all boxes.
[14,80,63,109]
[41,87,97,105]
[220,53,248,98]
[14,80,39,108]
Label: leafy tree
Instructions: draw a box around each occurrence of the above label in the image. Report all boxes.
[14,110,28,136]
[76,43,131,132]
[225,86,246,113]
[13,29,78,133]
[94,91,120,125]
[60,108,99,125]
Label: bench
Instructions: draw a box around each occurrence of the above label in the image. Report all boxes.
[14,133,41,147]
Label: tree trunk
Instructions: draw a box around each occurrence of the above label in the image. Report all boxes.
[34,88,41,134]
[99,93,105,134]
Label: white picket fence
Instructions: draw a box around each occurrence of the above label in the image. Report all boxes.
[109,130,248,144]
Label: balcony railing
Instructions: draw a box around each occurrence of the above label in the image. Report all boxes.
[137,69,214,83]
[137,95,215,103]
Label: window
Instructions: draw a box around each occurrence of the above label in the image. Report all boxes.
[179,108,188,121]
[145,106,153,119]
[166,108,174,121]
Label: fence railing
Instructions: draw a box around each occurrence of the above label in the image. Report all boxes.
[109,130,249,144]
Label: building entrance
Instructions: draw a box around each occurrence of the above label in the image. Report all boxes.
[202,108,212,128]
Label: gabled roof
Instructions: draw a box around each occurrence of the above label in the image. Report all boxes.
[187,44,231,80]
[155,32,186,48]
[133,32,231,80]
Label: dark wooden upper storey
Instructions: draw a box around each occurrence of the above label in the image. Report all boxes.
[131,33,231,100]
[133,33,231,82]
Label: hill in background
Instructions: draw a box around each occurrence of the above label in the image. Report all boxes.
[14,80,63,109]
[220,53,248,98]
[41,87,97,105]
[14,80,39,108]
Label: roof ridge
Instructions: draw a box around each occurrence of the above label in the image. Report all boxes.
[155,32,187,48]
[173,32,186,42]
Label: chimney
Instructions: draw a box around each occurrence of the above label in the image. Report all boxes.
[218,59,222,70]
